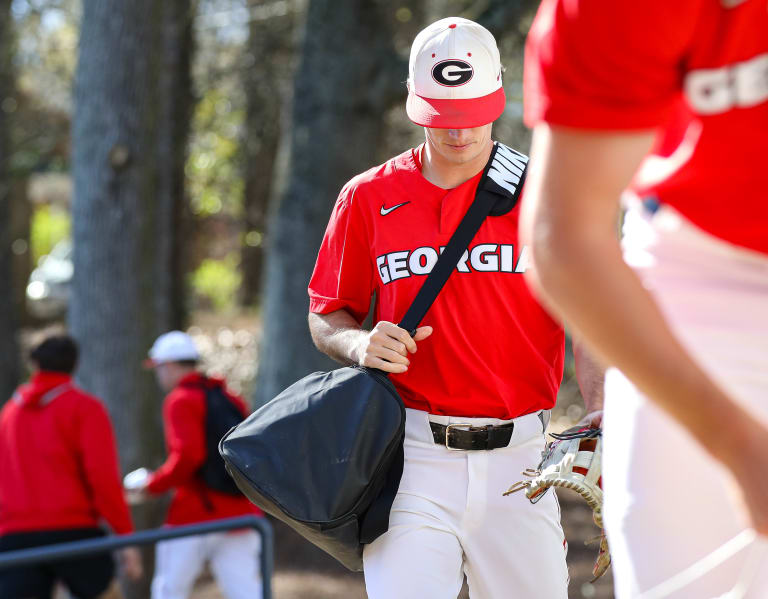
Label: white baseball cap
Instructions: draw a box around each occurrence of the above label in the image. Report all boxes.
[406,17,505,129]
[145,331,200,366]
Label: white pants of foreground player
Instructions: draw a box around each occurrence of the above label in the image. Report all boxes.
[151,530,262,599]
[363,407,569,599]
[604,203,768,599]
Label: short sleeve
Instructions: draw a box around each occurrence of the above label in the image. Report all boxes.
[308,184,374,324]
[524,0,700,130]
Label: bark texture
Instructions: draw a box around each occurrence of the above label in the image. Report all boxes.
[71,0,193,469]
[0,0,21,403]
[254,0,405,406]
[240,1,296,306]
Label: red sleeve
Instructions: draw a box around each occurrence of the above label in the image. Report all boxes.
[308,183,375,324]
[77,399,134,535]
[146,389,206,495]
[524,0,701,130]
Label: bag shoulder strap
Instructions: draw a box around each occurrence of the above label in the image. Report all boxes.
[398,142,529,333]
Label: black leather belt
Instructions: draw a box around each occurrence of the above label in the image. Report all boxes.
[430,421,515,451]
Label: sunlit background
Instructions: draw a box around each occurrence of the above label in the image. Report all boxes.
[0,1,610,597]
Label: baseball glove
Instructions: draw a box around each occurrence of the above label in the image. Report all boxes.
[504,426,610,580]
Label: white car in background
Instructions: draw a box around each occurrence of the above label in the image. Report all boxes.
[26,239,72,320]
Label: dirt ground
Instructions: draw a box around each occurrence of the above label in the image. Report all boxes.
[190,490,614,599]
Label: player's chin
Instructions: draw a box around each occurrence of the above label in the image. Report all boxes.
[442,143,479,163]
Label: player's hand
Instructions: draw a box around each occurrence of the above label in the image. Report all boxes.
[353,321,433,374]
[124,488,147,505]
[118,547,143,580]
[579,410,603,428]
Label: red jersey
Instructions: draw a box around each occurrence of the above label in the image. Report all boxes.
[524,0,768,255]
[146,373,261,526]
[0,372,133,535]
[309,145,564,419]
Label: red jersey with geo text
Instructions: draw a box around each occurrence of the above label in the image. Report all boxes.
[524,0,768,255]
[308,145,564,419]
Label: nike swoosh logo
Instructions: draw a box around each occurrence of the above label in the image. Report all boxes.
[380,201,410,216]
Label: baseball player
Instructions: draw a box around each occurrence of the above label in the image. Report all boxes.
[520,1,768,597]
[308,17,601,599]
[134,331,263,599]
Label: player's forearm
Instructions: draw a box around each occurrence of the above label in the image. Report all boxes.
[146,451,204,494]
[572,340,604,414]
[308,310,367,365]
[525,224,746,463]
[520,124,753,464]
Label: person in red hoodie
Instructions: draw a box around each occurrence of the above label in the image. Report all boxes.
[0,334,142,599]
[133,331,262,599]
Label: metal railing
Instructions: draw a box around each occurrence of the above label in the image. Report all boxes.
[0,515,273,599]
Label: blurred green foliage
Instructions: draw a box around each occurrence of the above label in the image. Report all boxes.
[30,204,70,265]
[190,252,242,311]
[9,0,76,176]
[186,85,244,218]
[12,0,79,113]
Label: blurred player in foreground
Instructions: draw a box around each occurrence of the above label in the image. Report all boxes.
[521,1,768,597]
[0,334,142,598]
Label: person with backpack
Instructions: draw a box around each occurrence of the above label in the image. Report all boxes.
[135,331,263,599]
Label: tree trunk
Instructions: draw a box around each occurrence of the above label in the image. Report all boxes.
[0,0,21,403]
[72,3,193,593]
[71,0,192,478]
[253,0,405,406]
[10,178,31,327]
[239,2,296,307]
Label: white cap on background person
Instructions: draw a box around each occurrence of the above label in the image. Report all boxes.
[144,330,200,366]
[406,17,505,129]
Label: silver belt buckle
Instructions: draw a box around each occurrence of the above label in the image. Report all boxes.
[444,423,474,451]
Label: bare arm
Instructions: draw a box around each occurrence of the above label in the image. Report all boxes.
[520,124,768,534]
[308,309,433,374]
[573,339,605,426]
[308,309,370,366]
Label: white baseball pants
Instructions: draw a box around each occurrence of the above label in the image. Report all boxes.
[363,407,569,599]
[603,203,768,599]
[151,530,262,599]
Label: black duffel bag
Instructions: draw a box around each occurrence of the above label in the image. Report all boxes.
[219,143,527,570]
[220,366,404,570]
